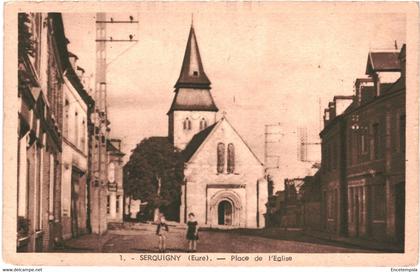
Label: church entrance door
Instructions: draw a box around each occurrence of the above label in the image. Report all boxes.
[218,200,233,225]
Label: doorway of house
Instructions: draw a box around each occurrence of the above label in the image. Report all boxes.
[218,200,233,225]
[395,182,405,245]
[71,169,81,238]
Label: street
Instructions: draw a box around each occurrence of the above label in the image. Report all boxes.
[60,223,376,253]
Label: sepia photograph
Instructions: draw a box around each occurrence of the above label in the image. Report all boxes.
[2,1,419,268]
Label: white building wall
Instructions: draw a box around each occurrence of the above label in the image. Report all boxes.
[171,110,216,150]
[106,153,124,223]
[63,78,88,152]
[18,137,28,218]
[61,77,89,239]
[183,119,266,228]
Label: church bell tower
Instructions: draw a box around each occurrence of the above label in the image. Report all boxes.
[168,22,218,150]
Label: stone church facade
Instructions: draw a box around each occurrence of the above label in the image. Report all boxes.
[168,23,267,228]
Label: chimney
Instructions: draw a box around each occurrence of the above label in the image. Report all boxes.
[354,80,362,106]
[323,108,330,127]
[328,101,336,120]
[354,78,374,106]
[373,72,381,97]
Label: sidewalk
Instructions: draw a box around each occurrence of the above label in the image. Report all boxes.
[53,232,114,252]
[304,229,404,252]
[210,227,399,252]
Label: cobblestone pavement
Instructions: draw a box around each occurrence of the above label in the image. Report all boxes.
[95,223,375,253]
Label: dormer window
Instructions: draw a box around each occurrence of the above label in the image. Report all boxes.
[183,117,192,130]
[193,71,198,76]
[199,118,207,130]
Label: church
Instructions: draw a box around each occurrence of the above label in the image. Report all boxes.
[167,23,267,228]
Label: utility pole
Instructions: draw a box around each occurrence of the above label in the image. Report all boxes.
[154,176,161,222]
[264,123,282,170]
[264,123,283,194]
[319,97,322,133]
[90,12,139,235]
[297,126,321,163]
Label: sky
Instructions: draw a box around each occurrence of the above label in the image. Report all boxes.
[62,4,406,191]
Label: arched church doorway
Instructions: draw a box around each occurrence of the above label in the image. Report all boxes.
[209,190,242,228]
[218,200,233,225]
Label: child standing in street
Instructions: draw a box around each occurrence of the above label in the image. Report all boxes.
[156,213,169,253]
[186,213,199,252]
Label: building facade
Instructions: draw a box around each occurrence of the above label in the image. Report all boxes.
[169,24,267,228]
[16,12,119,252]
[319,45,406,245]
[301,173,322,231]
[60,51,94,239]
[17,12,64,252]
[106,139,125,223]
[320,95,352,235]
[345,46,405,243]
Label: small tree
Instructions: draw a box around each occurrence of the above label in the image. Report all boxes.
[123,137,184,222]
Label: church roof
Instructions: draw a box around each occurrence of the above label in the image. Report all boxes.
[183,122,217,161]
[182,117,263,165]
[168,88,218,113]
[175,24,211,89]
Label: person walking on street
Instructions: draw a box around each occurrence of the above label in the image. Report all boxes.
[186,213,199,252]
[156,213,169,253]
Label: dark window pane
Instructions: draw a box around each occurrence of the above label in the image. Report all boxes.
[373,123,379,159]
[373,184,386,220]
[400,115,405,153]
[227,143,235,174]
[217,143,225,173]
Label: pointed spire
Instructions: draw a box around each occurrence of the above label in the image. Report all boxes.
[175,23,211,89]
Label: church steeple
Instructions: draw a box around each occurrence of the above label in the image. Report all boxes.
[168,23,218,113]
[175,23,211,89]
[168,22,218,150]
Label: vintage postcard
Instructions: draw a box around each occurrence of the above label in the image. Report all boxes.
[2,0,419,268]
